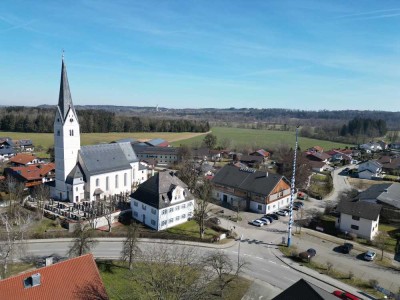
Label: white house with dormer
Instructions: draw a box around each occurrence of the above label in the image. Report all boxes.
[130,171,195,230]
[51,57,147,203]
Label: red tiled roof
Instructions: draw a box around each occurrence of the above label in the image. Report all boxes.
[0,254,108,300]
[8,163,55,181]
[10,153,37,165]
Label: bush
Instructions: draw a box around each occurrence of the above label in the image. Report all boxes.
[348,232,357,241]
[369,279,378,288]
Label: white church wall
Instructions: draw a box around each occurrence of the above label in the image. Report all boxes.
[88,169,132,201]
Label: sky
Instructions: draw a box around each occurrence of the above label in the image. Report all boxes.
[0,1,400,111]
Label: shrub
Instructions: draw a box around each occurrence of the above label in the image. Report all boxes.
[369,279,378,288]
[348,232,357,241]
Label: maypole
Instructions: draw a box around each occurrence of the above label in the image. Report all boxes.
[287,126,299,247]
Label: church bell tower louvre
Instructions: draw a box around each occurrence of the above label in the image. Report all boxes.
[53,55,81,201]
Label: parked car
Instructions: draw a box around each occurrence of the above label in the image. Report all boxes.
[263,215,274,223]
[209,217,221,225]
[364,251,376,261]
[340,243,353,254]
[277,210,288,216]
[294,201,304,207]
[267,213,279,220]
[292,206,300,211]
[332,290,360,300]
[259,217,270,225]
[249,219,264,227]
[282,208,290,213]
[307,248,317,257]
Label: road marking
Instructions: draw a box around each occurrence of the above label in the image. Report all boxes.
[268,260,277,264]
[255,256,263,260]
[281,265,290,269]
[283,276,296,282]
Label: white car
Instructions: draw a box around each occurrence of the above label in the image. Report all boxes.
[364,251,376,261]
[249,219,264,227]
[259,217,270,225]
[277,210,288,216]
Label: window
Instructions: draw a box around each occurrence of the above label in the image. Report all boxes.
[76,187,78,191]
[182,214,186,219]
[115,175,119,188]
[124,173,127,187]
[133,211,138,217]
[188,202,193,207]
[142,204,146,210]
[106,177,109,191]
[151,208,156,215]
[169,208,174,213]
[176,216,180,221]
[96,178,99,187]
[169,218,174,223]
[258,204,262,210]
[161,209,166,215]
[133,201,138,207]
[151,220,156,225]
[352,216,360,221]
[69,129,74,136]
[175,206,180,211]
[182,204,186,209]
[161,220,167,226]
[188,212,193,218]
[351,225,359,230]
[57,130,60,136]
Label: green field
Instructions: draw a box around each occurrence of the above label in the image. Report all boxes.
[1,127,351,155]
[172,127,352,150]
[0,131,208,150]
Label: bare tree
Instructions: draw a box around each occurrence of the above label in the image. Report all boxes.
[193,180,212,239]
[0,211,32,279]
[204,251,247,298]
[374,231,389,261]
[3,177,25,215]
[121,223,141,270]
[32,184,50,219]
[128,245,210,300]
[68,222,98,257]
[176,160,199,193]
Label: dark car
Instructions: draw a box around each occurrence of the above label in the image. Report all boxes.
[209,217,221,225]
[263,215,274,223]
[341,243,353,254]
[307,248,317,257]
[294,201,304,207]
[267,213,279,220]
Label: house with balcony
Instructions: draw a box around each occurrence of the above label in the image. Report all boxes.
[357,160,382,179]
[211,164,292,214]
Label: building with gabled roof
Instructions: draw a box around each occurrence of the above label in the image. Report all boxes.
[50,57,146,203]
[211,164,292,214]
[0,254,108,300]
[336,200,381,240]
[146,138,170,147]
[5,163,55,187]
[10,153,39,166]
[130,171,194,230]
[273,279,338,300]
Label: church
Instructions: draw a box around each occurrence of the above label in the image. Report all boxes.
[51,57,146,203]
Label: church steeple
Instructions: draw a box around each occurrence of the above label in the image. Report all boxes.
[57,55,77,122]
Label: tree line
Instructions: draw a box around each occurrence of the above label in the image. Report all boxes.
[340,117,387,138]
[0,107,209,133]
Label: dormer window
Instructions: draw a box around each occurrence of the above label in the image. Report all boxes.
[70,118,73,122]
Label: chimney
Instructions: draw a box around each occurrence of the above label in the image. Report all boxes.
[24,273,41,288]
[45,256,53,266]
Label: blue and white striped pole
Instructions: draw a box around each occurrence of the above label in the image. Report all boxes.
[287,126,299,247]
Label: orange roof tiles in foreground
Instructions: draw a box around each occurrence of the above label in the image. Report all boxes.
[0,254,108,300]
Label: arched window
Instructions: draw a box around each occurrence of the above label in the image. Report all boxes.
[115,174,119,188]
[96,178,99,187]
[106,177,109,191]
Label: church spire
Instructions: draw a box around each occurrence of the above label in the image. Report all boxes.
[57,53,77,121]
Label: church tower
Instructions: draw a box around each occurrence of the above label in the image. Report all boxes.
[53,56,81,200]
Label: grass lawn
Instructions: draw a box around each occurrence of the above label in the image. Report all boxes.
[7,263,36,277]
[172,127,353,150]
[166,220,218,239]
[98,260,251,300]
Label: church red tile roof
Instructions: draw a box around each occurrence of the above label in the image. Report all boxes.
[0,254,108,300]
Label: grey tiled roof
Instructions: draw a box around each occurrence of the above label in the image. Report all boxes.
[133,145,178,155]
[273,279,337,300]
[337,200,381,220]
[377,183,400,209]
[79,142,138,176]
[211,165,287,196]
[131,171,193,209]
[66,164,85,185]
[358,183,392,201]
[57,59,78,122]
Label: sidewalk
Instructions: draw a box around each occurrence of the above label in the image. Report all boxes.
[271,248,374,300]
